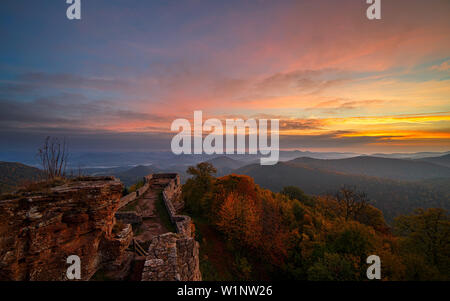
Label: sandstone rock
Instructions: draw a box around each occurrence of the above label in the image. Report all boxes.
[0,177,132,281]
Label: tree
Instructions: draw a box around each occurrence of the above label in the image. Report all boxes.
[356,204,388,232]
[215,181,262,247]
[215,192,242,241]
[281,186,310,204]
[183,162,217,215]
[334,186,369,221]
[187,162,217,178]
[307,253,357,281]
[181,167,448,281]
[37,136,69,180]
[394,208,449,278]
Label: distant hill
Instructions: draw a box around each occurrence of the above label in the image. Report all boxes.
[0,162,43,194]
[287,156,450,181]
[417,154,450,168]
[205,156,249,176]
[110,165,160,187]
[234,162,450,221]
[371,151,450,160]
[207,156,246,169]
[278,150,358,160]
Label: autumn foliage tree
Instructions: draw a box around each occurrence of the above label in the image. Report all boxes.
[183,162,217,215]
[394,208,449,280]
[182,163,450,281]
[215,191,262,247]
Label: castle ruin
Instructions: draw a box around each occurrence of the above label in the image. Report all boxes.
[0,173,201,281]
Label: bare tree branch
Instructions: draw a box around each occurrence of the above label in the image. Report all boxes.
[38,136,69,180]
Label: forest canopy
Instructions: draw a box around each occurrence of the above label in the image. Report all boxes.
[182,163,450,281]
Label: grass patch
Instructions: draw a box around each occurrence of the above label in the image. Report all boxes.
[156,192,176,233]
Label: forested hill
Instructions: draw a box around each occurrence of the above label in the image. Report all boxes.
[0,162,43,194]
[287,156,450,181]
[182,163,450,281]
[235,161,449,222]
[417,154,450,168]
[205,156,250,176]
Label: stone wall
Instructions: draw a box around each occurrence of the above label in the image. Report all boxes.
[115,175,152,225]
[118,175,152,209]
[141,233,201,281]
[141,174,201,281]
[115,211,142,225]
[0,177,133,281]
[160,174,193,237]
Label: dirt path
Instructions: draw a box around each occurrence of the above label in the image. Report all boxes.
[134,178,172,243]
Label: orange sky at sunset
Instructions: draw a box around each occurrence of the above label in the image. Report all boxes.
[1,0,449,153]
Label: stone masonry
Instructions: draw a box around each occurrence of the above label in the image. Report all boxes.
[141,174,201,281]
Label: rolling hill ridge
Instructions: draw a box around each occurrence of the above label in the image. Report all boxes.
[287,155,450,181]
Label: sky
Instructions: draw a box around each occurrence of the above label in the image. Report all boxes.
[0,0,449,154]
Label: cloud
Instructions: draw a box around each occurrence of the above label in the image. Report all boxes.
[0,126,174,152]
[0,94,173,131]
[255,69,350,97]
[17,72,131,92]
[279,131,390,149]
[1,0,450,153]
[310,99,387,113]
[0,83,36,94]
[430,60,450,71]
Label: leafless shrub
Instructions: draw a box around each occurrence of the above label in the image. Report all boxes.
[37,136,69,180]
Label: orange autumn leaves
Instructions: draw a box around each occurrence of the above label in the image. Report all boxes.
[182,162,449,280]
[212,175,288,265]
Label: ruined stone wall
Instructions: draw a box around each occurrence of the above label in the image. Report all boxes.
[114,211,142,225]
[0,177,133,281]
[141,174,201,281]
[118,175,153,209]
[160,175,193,237]
[141,233,201,281]
[175,235,201,281]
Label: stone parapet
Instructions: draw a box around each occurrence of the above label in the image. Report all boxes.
[141,173,201,281]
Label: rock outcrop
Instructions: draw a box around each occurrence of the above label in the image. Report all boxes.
[0,177,132,281]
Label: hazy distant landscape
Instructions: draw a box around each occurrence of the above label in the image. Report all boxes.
[2,150,449,223]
